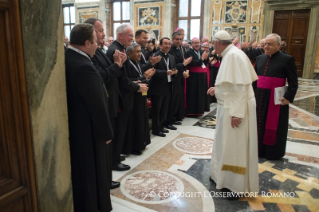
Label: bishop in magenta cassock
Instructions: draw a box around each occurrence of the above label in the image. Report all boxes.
[254,33,298,160]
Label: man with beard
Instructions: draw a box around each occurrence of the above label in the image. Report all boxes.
[255,33,298,160]
[167,32,192,125]
[185,37,210,116]
[65,23,113,211]
[122,43,155,155]
[107,24,148,171]
[149,37,177,137]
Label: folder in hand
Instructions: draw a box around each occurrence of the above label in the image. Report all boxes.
[274,86,288,105]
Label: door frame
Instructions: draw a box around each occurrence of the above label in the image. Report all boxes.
[262,0,319,79]
[0,0,38,210]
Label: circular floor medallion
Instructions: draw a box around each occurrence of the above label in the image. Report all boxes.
[173,137,213,154]
[120,171,184,204]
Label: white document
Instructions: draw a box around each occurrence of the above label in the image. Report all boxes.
[274,86,288,105]
[167,75,172,82]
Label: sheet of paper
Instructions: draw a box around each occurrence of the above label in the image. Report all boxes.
[274,86,288,105]
[167,75,172,82]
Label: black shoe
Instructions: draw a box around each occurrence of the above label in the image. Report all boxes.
[152,132,166,137]
[111,181,120,189]
[161,129,169,133]
[165,124,177,130]
[174,121,182,125]
[120,156,125,161]
[131,150,142,155]
[112,163,131,171]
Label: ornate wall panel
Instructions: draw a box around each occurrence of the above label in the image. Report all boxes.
[251,0,262,23]
[77,7,99,23]
[134,3,164,41]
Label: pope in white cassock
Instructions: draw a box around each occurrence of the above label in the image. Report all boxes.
[207,30,259,197]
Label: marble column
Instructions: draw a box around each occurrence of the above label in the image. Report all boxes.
[303,6,319,79]
[20,0,73,211]
[203,0,211,38]
[163,0,173,37]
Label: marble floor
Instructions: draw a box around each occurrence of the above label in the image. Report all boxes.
[110,79,319,212]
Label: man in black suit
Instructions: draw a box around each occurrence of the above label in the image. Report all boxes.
[65,23,113,212]
[168,32,192,125]
[107,24,148,170]
[149,37,177,137]
[84,18,125,189]
[135,29,162,68]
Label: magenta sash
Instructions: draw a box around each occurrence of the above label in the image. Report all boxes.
[257,76,285,145]
[184,65,210,108]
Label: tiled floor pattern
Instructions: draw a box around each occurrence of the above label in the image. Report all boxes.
[111,134,319,212]
[110,80,319,211]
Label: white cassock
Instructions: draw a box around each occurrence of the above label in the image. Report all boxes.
[210,44,259,193]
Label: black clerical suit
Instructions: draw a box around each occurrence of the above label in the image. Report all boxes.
[91,48,122,120]
[254,51,298,160]
[168,44,186,122]
[149,51,176,134]
[65,48,113,212]
[106,40,140,167]
[123,59,151,154]
[185,48,210,115]
[208,46,220,103]
[244,46,264,65]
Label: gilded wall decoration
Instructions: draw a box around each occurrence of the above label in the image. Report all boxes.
[78,8,99,23]
[138,7,160,27]
[225,1,247,23]
[251,0,262,23]
[212,1,223,24]
[249,26,259,42]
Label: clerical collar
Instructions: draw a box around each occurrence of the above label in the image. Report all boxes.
[191,47,199,53]
[114,40,125,48]
[160,50,168,55]
[128,57,138,64]
[221,44,234,57]
[69,45,91,60]
[171,44,179,50]
[268,50,280,57]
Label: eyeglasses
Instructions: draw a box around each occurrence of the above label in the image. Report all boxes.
[264,42,275,46]
[123,33,134,38]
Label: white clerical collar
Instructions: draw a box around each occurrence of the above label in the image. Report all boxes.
[69,45,91,60]
[160,50,168,55]
[221,44,234,57]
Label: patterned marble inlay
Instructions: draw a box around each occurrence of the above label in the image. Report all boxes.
[173,137,213,154]
[120,171,184,204]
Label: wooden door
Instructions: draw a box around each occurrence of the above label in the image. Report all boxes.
[0,0,38,211]
[273,10,310,77]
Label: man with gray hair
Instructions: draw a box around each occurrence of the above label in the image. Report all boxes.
[254,33,298,160]
[122,43,155,155]
[107,23,148,171]
[207,30,259,199]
